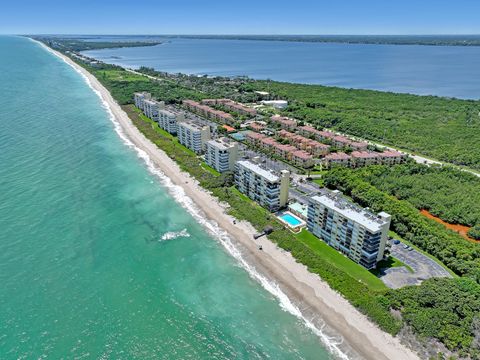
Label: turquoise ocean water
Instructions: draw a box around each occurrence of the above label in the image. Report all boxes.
[0,36,338,359]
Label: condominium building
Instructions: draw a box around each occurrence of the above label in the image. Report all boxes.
[143,99,165,120]
[177,121,211,154]
[307,190,391,269]
[205,138,239,173]
[291,150,314,168]
[182,99,235,124]
[234,160,290,212]
[201,99,257,116]
[158,109,185,135]
[322,152,351,168]
[351,151,380,167]
[378,150,407,165]
[270,115,297,130]
[133,92,152,110]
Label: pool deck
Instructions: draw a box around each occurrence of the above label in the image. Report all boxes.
[277,211,306,231]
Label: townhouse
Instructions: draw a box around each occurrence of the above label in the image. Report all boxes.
[270,115,297,131]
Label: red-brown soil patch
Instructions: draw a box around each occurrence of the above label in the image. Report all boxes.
[420,209,478,242]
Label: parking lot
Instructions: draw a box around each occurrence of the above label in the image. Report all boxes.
[378,239,452,289]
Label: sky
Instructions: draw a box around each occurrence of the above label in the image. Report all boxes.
[1,0,480,35]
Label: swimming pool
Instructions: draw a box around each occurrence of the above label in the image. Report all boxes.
[278,212,305,230]
[281,213,302,226]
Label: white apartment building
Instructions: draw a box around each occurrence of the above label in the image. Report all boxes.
[307,190,391,269]
[143,99,165,120]
[133,92,151,111]
[177,121,211,154]
[205,138,238,173]
[158,109,185,135]
[234,160,290,212]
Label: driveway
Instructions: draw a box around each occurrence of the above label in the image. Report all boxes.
[378,240,452,289]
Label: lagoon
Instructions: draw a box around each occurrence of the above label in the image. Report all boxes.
[83,38,480,99]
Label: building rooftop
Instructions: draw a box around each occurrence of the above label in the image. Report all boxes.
[324,152,351,160]
[183,99,199,106]
[349,141,369,148]
[292,150,313,160]
[311,191,390,233]
[333,135,352,144]
[261,137,279,146]
[380,150,405,157]
[179,121,208,131]
[158,109,176,117]
[289,202,308,218]
[271,115,297,126]
[207,137,236,150]
[275,143,297,152]
[351,151,380,159]
[222,124,236,132]
[246,131,267,140]
[236,160,280,182]
[249,122,265,130]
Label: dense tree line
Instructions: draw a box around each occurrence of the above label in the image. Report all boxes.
[248,81,480,170]
[388,277,480,357]
[469,226,480,241]
[345,162,480,227]
[94,65,205,105]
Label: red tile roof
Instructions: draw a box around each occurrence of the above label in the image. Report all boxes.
[324,152,351,160]
[292,150,313,160]
[351,151,380,159]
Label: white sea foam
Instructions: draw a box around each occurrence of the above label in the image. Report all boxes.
[34,38,351,360]
[160,229,190,241]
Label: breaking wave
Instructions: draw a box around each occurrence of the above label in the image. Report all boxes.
[160,228,190,241]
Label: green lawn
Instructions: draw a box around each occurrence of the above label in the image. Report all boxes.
[201,163,221,177]
[371,256,414,275]
[295,229,387,291]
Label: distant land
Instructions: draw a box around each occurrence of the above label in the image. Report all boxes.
[32,37,162,52]
[32,34,480,47]
[171,34,480,46]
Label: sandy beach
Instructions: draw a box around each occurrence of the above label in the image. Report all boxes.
[42,42,419,360]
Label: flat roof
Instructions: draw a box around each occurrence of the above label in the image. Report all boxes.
[289,202,308,218]
[207,138,236,150]
[310,193,389,232]
[179,121,208,131]
[159,109,175,117]
[236,160,279,182]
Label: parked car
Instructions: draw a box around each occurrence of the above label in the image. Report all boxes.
[393,239,401,245]
[403,244,409,249]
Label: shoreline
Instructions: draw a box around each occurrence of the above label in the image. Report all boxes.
[37,40,419,360]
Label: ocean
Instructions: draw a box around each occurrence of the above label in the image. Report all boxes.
[82,37,480,99]
[0,36,342,359]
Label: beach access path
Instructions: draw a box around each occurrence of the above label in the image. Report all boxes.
[40,42,419,360]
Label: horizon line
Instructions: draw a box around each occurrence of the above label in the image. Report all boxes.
[14,33,480,37]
